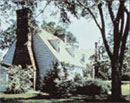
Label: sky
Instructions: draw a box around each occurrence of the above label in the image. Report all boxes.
[67,17,101,49]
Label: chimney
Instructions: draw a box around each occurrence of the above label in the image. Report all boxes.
[12,8,38,90]
[16,8,32,46]
[95,42,98,58]
[13,8,32,67]
[55,33,66,43]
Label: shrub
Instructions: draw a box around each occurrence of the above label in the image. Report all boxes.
[42,62,76,97]
[75,78,111,96]
[42,62,111,97]
[55,79,76,97]
[6,65,34,94]
[122,72,130,81]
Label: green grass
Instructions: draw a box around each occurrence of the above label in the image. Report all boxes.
[1,99,73,103]
[122,83,130,96]
[19,99,74,103]
[0,90,40,99]
[105,80,130,96]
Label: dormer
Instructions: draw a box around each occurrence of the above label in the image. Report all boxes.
[48,39,61,52]
[54,33,66,43]
[66,46,75,57]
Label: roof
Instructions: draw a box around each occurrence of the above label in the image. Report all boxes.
[36,29,84,67]
[2,29,85,68]
[2,41,16,65]
[76,49,95,64]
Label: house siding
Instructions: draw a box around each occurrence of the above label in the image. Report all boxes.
[68,66,84,79]
[0,66,8,92]
[33,34,58,79]
[33,34,84,80]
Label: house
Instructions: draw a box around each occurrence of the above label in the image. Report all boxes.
[0,8,86,92]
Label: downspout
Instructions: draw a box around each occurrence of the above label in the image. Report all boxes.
[27,32,37,91]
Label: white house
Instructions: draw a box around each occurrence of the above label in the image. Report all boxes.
[0,8,87,92]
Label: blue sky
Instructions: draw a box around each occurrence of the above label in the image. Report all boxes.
[67,17,101,49]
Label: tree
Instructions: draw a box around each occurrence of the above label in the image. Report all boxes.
[97,35,130,77]
[123,42,130,73]
[0,23,16,50]
[7,65,34,93]
[49,0,130,100]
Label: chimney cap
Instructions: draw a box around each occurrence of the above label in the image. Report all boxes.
[16,8,32,15]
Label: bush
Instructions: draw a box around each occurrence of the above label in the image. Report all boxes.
[75,78,111,96]
[6,65,34,94]
[42,62,111,97]
[42,62,76,97]
[55,79,76,97]
[122,72,130,81]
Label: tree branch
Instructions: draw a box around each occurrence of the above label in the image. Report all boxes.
[98,3,113,60]
[113,1,125,58]
[36,0,52,18]
[107,1,115,24]
[78,0,113,59]
[76,0,101,30]
[119,11,130,70]
[115,0,124,22]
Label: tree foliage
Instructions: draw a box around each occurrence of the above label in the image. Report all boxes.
[42,62,76,97]
[41,21,77,45]
[6,65,34,94]
[0,24,16,49]
[50,0,129,99]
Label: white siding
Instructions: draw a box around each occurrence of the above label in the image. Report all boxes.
[66,47,75,57]
[33,35,58,78]
[68,67,84,80]
[0,66,8,92]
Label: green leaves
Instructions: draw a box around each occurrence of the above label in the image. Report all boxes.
[76,78,111,96]
[0,24,16,50]
[6,65,34,94]
[41,21,77,45]
[41,62,76,97]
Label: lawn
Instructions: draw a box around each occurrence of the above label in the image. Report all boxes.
[0,90,40,99]
[0,82,130,103]
[122,83,130,96]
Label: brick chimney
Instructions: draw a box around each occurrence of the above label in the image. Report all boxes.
[13,8,32,68]
[12,8,38,90]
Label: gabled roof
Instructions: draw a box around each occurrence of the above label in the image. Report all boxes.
[36,29,84,67]
[2,41,16,65]
[2,29,85,68]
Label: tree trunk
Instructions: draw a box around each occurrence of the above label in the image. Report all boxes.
[111,60,122,101]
